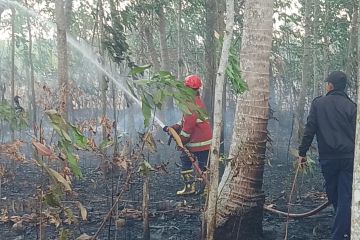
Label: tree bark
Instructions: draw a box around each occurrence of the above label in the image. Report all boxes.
[203,0,217,121]
[99,0,109,141]
[206,0,234,239]
[351,0,360,235]
[143,173,150,240]
[345,2,358,97]
[177,0,183,80]
[294,0,312,143]
[144,25,160,72]
[216,0,226,36]
[158,6,170,72]
[10,8,15,141]
[215,0,274,239]
[25,0,37,134]
[55,0,69,121]
[312,0,320,99]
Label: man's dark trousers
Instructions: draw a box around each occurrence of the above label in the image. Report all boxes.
[320,158,353,240]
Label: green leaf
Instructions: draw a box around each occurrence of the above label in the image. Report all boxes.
[141,95,152,128]
[60,129,72,143]
[153,90,162,105]
[226,50,248,94]
[129,64,151,76]
[69,124,88,149]
[60,141,82,179]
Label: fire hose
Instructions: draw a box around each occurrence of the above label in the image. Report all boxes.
[166,127,209,185]
[166,127,329,219]
[263,201,330,219]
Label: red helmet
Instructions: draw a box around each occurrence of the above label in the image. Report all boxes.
[184,75,202,89]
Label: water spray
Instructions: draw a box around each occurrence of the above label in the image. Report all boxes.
[1,0,166,128]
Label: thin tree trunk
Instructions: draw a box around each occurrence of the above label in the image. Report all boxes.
[345,2,358,97]
[322,1,330,96]
[55,0,69,120]
[215,0,274,239]
[65,0,73,121]
[177,0,183,80]
[10,8,15,141]
[158,6,170,72]
[351,1,360,234]
[25,0,37,134]
[312,1,320,100]
[203,0,217,121]
[112,81,118,155]
[99,0,108,141]
[206,0,234,239]
[143,173,150,240]
[294,0,312,143]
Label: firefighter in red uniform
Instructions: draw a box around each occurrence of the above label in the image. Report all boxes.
[163,75,212,196]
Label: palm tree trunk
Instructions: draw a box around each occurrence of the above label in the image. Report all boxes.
[215,0,274,239]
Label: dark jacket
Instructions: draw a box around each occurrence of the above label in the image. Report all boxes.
[298,90,356,160]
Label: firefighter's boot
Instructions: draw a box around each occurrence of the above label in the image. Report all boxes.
[176,170,196,196]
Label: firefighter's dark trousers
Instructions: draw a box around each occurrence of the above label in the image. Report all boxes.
[320,158,353,240]
[180,150,209,172]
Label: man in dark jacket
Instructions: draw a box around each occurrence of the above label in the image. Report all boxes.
[298,71,356,240]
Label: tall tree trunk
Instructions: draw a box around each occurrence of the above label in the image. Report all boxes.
[294,0,312,143]
[143,25,160,72]
[158,6,170,72]
[351,1,360,234]
[215,0,274,239]
[177,0,183,80]
[10,8,15,141]
[312,0,320,99]
[345,2,358,97]
[99,0,108,141]
[55,0,69,120]
[65,0,73,121]
[216,0,226,36]
[25,0,36,134]
[206,0,234,239]
[322,0,330,96]
[203,0,217,121]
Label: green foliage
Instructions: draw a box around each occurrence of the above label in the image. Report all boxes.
[46,110,86,179]
[128,68,207,128]
[226,49,248,94]
[0,100,28,131]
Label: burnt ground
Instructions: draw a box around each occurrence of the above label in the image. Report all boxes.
[0,138,333,240]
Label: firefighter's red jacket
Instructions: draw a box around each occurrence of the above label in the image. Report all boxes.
[174,96,212,152]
